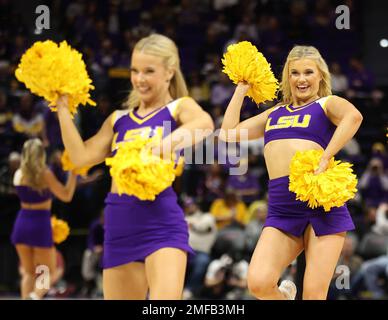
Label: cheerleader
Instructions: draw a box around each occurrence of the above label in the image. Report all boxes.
[11,138,77,299]
[220,46,363,299]
[55,34,214,299]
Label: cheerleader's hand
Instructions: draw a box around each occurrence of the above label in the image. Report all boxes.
[56,94,69,110]
[236,82,250,96]
[314,156,330,175]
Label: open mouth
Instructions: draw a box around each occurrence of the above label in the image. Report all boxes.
[137,86,151,94]
[297,85,309,93]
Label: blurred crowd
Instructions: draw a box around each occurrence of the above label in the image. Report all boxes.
[0,0,387,299]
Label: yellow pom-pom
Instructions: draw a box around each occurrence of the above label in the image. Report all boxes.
[221,41,279,104]
[61,150,91,177]
[289,150,358,212]
[51,216,70,244]
[15,40,96,117]
[105,136,176,201]
[174,156,185,177]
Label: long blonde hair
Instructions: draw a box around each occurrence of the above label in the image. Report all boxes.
[124,33,188,109]
[279,46,332,104]
[20,138,47,191]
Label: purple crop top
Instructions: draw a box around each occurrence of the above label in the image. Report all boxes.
[264,96,336,149]
[15,185,52,203]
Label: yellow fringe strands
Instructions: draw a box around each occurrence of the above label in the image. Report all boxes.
[105,136,177,201]
[174,156,185,177]
[221,41,279,104]
[61,150,91,177]
[289,150,358,212]
[51,216,70,244]
[15,40,96,117]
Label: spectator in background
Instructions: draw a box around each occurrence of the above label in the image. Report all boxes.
[95,38,119,71]
[330,62,349,95]
[211,105,224,128]
[175,0,201,27]
[372,203,388,236]
[210,73,235,108]
[359,158,388,207]
[188,71,210,105]
[12,93,48,147]
[0,90,14,157]
[233,14,259,44]
[203,255,249,299]
[183,197,217,299]
[285,0,311,44]
[201,53,222,85]
[210,191,248,230]
[226,166,260,205]
[132,11,155,39]
[197,28,223,68]
[328,233,363,299]
[259,15,286,67]
[245,201,268,255]
[340,138,363,175]
[351,243,388,299]
[0,151,20,197]
[370,142,388,172]
[80,212,104,298]
[347,57,375,95]
[198,162,226,210]
[208,13,230,41]
[80,95,112,141]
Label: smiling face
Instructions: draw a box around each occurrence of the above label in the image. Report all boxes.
[130,50,174,106]
[289,58,322,104]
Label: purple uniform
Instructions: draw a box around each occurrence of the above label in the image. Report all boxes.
[11,183,54,248]
[263,96,355,237]
[103,97,194,269]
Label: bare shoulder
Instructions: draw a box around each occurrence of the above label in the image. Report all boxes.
[326,95,355,109]
[176,96,210,123]
[324,95,362,125]
[42,167,55,181]
[178,96,202,110]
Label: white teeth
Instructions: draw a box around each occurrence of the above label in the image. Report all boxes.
[137,87,150,93]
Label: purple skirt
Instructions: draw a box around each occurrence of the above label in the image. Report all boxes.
[264,176,355,237]
[11,209,54,248]
[103,187,194,269]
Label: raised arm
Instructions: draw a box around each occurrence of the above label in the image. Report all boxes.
[219,83,274,142]
[56,95,114,167]
[43,168,77,203]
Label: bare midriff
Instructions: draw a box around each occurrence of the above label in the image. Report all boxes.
[21,199,52,210]
[264,138,323,180]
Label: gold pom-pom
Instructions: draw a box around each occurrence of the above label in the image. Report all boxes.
[221,41,279,104]
[289,150,358,212]
[15,40,96,117]
[105,136,176,201]
[61,150,91,177]
[174,156,185,177]
[51,216,70,244]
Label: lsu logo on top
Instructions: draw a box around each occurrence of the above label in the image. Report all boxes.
[265,115,311,131]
